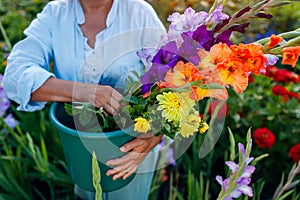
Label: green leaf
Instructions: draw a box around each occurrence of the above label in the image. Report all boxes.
[64,103,73,116]
[198,83,224,90]
[121,96,139,104]
[79,107,93,127]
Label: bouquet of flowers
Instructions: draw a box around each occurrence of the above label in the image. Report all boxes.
[66,0,300,141]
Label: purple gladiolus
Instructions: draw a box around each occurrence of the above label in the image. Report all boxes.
[167,7,209,36]
[178,32,202,64]
[216,142,255,200]
[265,54,279,66]
[0,87,10,117]
[4,113,18,129]
[192,25,215,50]
[214,30,233,47]
[137,48,156,70]
[4,53,10,60]
[141,41,182,94]
[206,4,230,24]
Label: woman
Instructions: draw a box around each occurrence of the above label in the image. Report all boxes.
[3,0,166,199]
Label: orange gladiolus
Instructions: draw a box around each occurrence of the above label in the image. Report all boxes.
[198,43,231,66]
[191,87,228,101]
[217,60,249,93]
[281,46,300,67]
[268,34,283,48]
[230,43,266,75]
[159,61,202,88]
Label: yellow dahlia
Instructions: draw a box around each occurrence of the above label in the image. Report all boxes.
[134,117,151,133]
[179,122,198,138]
[186,113,201,125]
[157,92,195,122]
[199,122,209,134]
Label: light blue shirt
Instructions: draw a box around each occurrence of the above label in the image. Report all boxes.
[3,0,165,111]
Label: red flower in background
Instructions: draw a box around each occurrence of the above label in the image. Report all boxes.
[272,85,288,96]
[288,92,299,100]
[265,66,299,83]
[289,144,300,162]
[271,85,300,101]
[253,128,276,148]
[208,100,228,119]
[248,74,254,83]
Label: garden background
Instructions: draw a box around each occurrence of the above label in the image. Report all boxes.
[0,0,300,199]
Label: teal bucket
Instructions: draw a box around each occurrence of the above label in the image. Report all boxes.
[49,102,136,192]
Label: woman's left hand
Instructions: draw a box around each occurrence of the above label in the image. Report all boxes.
[105,134,163,180]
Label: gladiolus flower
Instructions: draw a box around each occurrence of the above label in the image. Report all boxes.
[281,46,300,67]
[253,128,276,148]
[217,60,249,93]
[289,144,300,162]
[267,34,283,48]
[230,43,267,75]
[191,86,228,101]
[216,143,255,199]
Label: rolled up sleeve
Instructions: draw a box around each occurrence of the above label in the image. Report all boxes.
[3,3,55,111]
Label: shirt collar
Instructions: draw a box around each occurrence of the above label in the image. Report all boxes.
[76,0,119,27]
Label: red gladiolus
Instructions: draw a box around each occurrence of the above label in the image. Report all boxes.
[289,144,300,162]
[208,100,228,119]
[253,128,276,148]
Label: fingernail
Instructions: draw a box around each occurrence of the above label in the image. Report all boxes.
[120,146,126,152]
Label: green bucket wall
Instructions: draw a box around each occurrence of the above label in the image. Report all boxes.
[49,102,136,192]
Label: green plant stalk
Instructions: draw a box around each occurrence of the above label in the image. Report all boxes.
[256,28,300,45]
[272,161,300,200]
[228,128,236,163]
[216,0,293,34]
[0,20,12,51]
[92,151,103,200]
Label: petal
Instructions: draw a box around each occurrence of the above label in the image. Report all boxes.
[241,166,256,178]
[238,185,254,197]
[225,161,238,173]
[216,175,224,186]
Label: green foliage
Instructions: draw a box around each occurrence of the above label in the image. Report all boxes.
[1,0,300,199]
[0,104,75,199]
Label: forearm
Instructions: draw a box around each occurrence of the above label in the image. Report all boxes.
[31,77,86,103]
[31,77,123,115]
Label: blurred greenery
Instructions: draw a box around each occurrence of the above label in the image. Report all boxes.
[0,0,300,199]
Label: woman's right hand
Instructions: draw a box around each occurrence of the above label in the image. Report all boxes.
[31,78,123,115]
[79,84,123,115]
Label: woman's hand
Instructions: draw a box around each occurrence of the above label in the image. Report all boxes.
[31,78,123,116]
[76,84,123,115]
[105,134,163,180]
